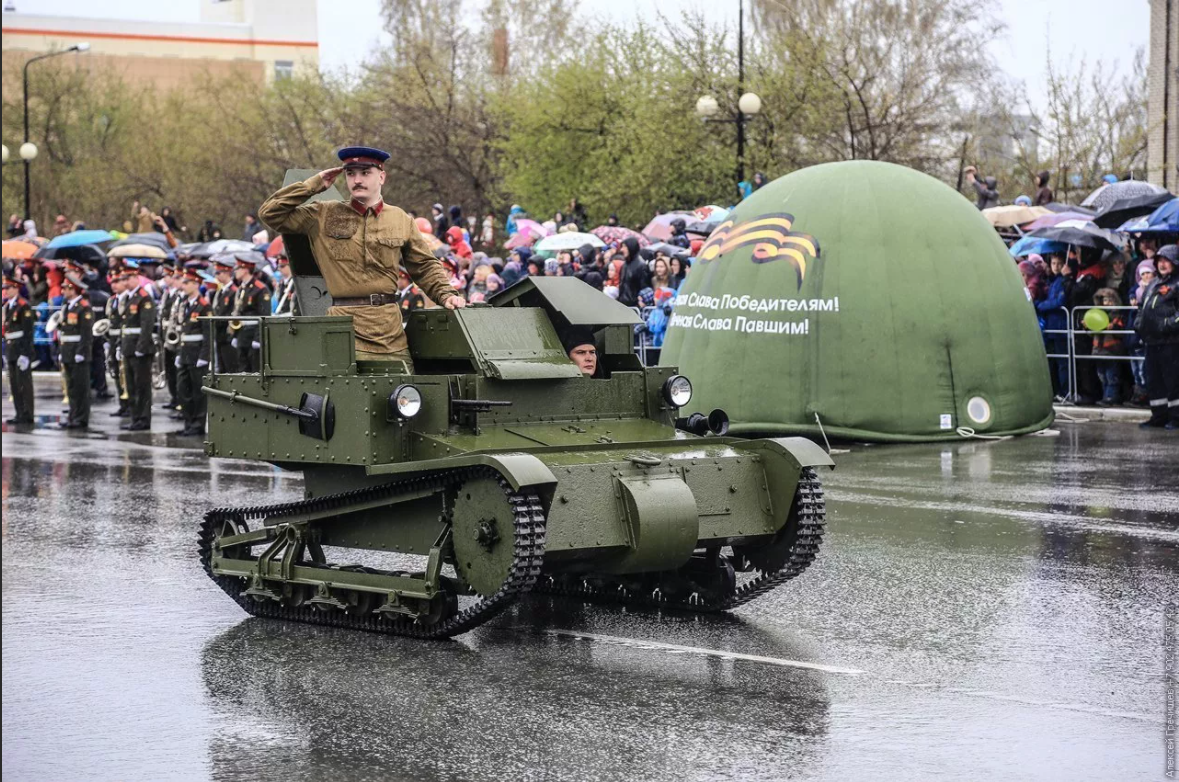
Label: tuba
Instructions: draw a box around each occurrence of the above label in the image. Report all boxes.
[164,326,182,348]
[92,318,111,337]
[45,309,64,335]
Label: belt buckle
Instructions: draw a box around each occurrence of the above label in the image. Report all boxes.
[370,293,381,306]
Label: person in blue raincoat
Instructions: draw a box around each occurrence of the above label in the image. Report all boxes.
[1036,253,1073,398]
[506,205,524,237]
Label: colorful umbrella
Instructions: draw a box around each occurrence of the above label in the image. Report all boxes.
[514,219,553,239]
[504,231,538,251]
[590,225,649,248]
[693,205,730,222]
[266,235,285,258]
[45,229,116,249]
[534,232,606,253]
[1021,211,1094,232]
[642,212,695,242]
[1008,236,1066,258]
[1,240,39,259]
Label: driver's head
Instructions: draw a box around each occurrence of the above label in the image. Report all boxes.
[561,327,598,376]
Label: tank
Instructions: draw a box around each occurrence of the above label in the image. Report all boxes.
[197,175,834,639]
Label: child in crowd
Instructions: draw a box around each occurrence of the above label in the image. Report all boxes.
[1091,287,1127,406]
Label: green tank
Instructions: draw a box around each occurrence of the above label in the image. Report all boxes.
[197,177,834,639]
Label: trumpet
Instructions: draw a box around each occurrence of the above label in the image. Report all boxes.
[164,325,182,348]
[92,318,111,337]
[45,309,64,335]
[227,320,244,332]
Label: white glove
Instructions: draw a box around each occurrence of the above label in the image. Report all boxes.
[74,354,86,363]
[174,356,181,368]
[135,350,144,357]
[103,342,110,358]
[116,346,123,362]
[230,338,238,349]
[17,355,30,371]
[196,359,208,368]
[251,341,261,350]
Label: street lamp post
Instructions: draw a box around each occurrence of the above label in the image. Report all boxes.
[22,43,90,220]
[695,0,761,189]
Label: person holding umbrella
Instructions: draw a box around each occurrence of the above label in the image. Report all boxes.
[3,272,37,425]
[1135,245,1179,429]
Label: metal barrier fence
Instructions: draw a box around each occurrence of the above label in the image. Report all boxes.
[1043,304,1141,403]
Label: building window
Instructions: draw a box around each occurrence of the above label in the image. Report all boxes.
[275,60,293,80]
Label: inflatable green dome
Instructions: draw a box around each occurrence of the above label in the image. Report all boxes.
[660,161,1054,442]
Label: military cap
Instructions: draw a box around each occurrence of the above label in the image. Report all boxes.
[181,268,203,283]
[213,259,234,272]
[62,272,88,291]
[3,271,21,287]
[234,253,260,268]
[337,146,391,170]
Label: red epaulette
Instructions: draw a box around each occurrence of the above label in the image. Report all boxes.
[199,297,209,307]
[16,297,27,306]
[254,279,267,290]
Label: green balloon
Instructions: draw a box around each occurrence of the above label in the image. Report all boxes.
[1083,308,1110,332]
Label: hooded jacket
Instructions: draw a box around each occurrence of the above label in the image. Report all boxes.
[1135,269,1179,345]
[618,238,650,307]
[1034,171,1054,206]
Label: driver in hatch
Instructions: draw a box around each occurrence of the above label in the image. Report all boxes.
[561,326,599,377]
[258,145,466,372]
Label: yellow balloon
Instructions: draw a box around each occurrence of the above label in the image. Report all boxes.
[1083,308,1110,332]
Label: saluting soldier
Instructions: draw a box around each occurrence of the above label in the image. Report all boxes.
[173,268,212,436]
[230,254,270,372]
[120,268,157,431]
[209,258,240,373]
[58,274,94,430]
[3,272,36,425]
[258,145,464,371]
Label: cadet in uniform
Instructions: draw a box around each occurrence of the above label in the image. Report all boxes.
[273,255,297,315]
[258,145,465,370]
[230,254,270,372]
[159,262,183,411]
[3,273,36,425]
[58,274,94,429]
[174,269,212,436]
[210,259,240,373]
[105,270,129,417]
[120,269,157,431]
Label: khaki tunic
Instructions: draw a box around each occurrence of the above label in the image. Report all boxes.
[258,173,457,354]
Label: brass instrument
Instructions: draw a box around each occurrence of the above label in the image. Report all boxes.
[227,319,244,332]
[163,290,184,351]
[92,318,111,337]
[44,308,63,335]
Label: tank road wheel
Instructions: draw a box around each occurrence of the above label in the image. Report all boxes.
[452,478,520,596]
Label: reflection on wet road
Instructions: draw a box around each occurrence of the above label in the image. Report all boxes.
[2,412,1176,781]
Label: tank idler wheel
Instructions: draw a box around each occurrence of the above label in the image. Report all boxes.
[452,478,518,596]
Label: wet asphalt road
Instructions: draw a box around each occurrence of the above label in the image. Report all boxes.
[2,383,1177,781]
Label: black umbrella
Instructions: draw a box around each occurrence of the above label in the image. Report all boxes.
[33,243,107,266]
[1092,191,1174,228]
[109,232,172,252]
[641,242,691,259]
[1043,202,1093,215]
[1028,224,1120,251]
[685,219,721,235]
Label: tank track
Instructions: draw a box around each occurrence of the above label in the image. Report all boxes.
[534,467,825,613]
[198,466,546,640]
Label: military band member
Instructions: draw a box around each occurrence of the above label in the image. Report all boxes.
[3,273,36,425]
[120,269,157,431]
[174,269,212,436]
[230,254,270,372]
[258,145,465,372]
[105,271,129,416]
[58,274,94,430]
[210,259,240,373]
[159,262,184,411]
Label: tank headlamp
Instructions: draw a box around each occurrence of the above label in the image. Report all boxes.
[662,375,693,408]
[390,384,423,419]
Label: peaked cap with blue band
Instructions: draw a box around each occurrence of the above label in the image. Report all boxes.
[337,146,391,169]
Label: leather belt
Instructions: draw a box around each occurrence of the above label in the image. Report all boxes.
[332,293,398,307]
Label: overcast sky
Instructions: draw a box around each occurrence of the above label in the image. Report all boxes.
[6,0,1151,108]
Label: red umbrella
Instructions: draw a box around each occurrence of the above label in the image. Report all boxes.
[641,211,695,242]
[591,225,650,248]
[266,235,285,258]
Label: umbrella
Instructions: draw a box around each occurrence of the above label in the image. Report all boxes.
[1008,236,1067,258]
[504,231,538,251]
[266,235,285,258]
[513,219,553,239]
[33,243,107,264]
[109,232,172,252]
[1028,224,1121,251]
[591,225,649,248]
[1043,202,1093,215]
[534,232,606,253]
[642,212,696,242]
[45,229,116,249]
[108,243,168,260]
[1022,211,1095,232]
[981,205,1052,228]
[188,239,255,259]
[1,240,39,259]
[1081,180,1167,211]
[693,205,730,222]
[641,242,691,259]
[1092,191,1174,228]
